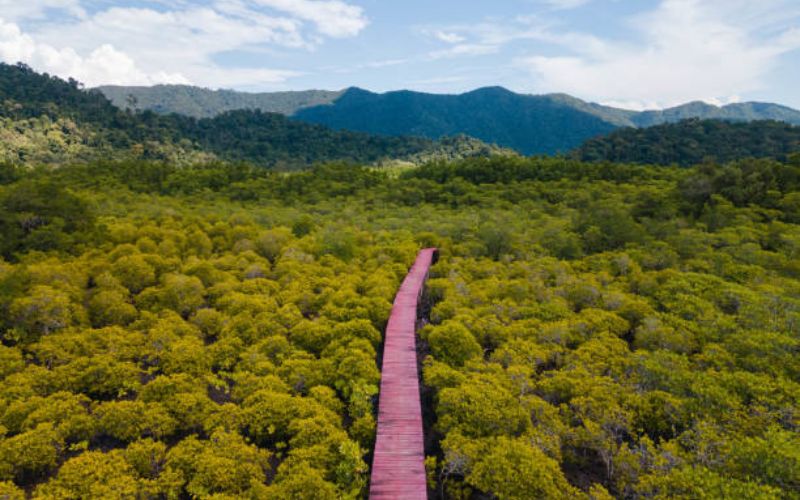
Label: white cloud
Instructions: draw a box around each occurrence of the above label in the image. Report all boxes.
[418,0,800,107]
[429,43,498,60]
[539,0,591,10]
[0,21,34,62]
[421,22,536,61]
[253,0,368,38]
[365,58,409,69]
[0,18,188,86]
[514,0,800,108]
[434,31,465,44]
[0,0,366,88]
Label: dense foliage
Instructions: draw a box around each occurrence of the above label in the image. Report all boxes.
[293,87,619,155]
[297,91,800,157]
[99,84,344,119]
[1,64,505,168]
[0,153,798,498]
[0,165,419,498]
[98,84,800,157]
[575,119,800,166]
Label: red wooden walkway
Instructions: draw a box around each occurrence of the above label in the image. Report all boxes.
[369,248,437,500]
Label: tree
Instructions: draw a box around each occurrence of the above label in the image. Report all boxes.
[0,345,24,378]
[88,289,137,327]
[255,227,293,263]
[0,179,94,259]
[33,450,149,499]
[0,481,25,500]
[467,437,580,500]
[2,392,95,443]
[262,461,337,500]
[477,223,514,260]
[577,200,645,253]
[0,423,63,483]
[56,356,140,400]
[437,377,530,438]
[165,430,270,498]
[111,255,156,293]
[241,390,330,445]
[139,274,205,318]
[9,285,75,342]
[636,465,782,499]
[124,438,167,479]
[728,426,800,492]
[95,401,177,442]
[425,322,482,367]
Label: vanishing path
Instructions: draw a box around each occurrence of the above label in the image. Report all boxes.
[369,248,438,500]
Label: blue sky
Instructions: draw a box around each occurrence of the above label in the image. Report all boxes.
[1,0,800,109]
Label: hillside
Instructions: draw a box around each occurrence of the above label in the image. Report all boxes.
[574,119,800,166]
[295,87,620,155]
[0,63,505,168]
[633,101,800,128]
[98,84,345,118]
[96,84,800,156]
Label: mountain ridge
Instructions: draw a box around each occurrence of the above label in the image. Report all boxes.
[0,63,509,168]
[97,84,800,155]
[98,84,346,119]
[293,86,621,155]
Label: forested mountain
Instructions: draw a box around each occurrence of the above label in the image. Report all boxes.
[0,63,506,168]
[99,84,345,119]
[633,101,800,128]
[6,63,799,169]
[574,119,800,166]
[293,87,620,155]
[97,84,800,155]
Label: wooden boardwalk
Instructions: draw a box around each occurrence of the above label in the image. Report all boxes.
[369,248,437,500]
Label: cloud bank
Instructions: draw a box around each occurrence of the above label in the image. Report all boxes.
[519,0,800,108]
[0,18,188,86]
[424,0,800,108]
[0,0,368,88]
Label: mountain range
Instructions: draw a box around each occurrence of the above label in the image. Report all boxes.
[5,63,798,168]
[0,63,506,168]
[98,84,800,155]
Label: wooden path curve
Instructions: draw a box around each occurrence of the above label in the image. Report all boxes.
[369,248,437,500]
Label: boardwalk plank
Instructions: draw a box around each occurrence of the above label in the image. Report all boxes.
[369,248,436,500]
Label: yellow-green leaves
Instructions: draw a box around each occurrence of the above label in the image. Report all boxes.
[9,286,75,341]
[425,322,482,367]
[437,376,530,438]
[32,450,142,499]
[0,423,62,483]
[165,430,270,498]
[468,437,579,500]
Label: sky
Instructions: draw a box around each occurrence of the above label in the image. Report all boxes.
[1,0,800,110]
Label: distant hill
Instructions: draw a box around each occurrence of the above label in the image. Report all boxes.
[631,101,800,128]
[1,63,507,168]
[573,119,800,166]
[96,84,800,156]
[98,84,345,118]
[293,87,620,155]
